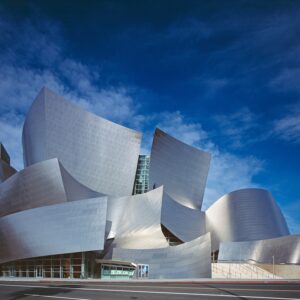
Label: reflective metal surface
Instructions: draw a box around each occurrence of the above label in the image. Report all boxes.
[112,233,212,279]
[23,87,141,196]
[0,158,102,217]
[206,188,290,251]
[161,192,206,242]
[219,234,300,264]
[0,87,298,279]
[149,128,211,209]
[0,197,108,264]
[107,186,169,249]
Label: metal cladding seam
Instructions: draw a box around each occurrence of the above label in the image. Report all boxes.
[205,188,290,252]
[22,87,141,196]
[149,128,211,210]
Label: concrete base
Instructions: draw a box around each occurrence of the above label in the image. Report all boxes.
[256,263,300,279]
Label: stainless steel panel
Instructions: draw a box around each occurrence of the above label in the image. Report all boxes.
[106,186,169,249]
[0,158,102,217]
[149,128,211,209]
[218,234,300,264]
[23,87,141,196]
[161,192,206,242]
[206,188,290,252]
[112,233,212,279]
[0,197,108,264]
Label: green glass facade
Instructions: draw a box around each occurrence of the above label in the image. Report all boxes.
[133,155,150,195]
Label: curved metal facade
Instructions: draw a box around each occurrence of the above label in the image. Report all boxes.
[23,87,141,196]
[112,233,212,279]
[0,197,108,264]
[0,158,102,218]
[206,188,290,251]
[161,192,206,242]
[218,234,300,264]
[149,128,211,209]
[0,87,298,279]
[107,186,169,250]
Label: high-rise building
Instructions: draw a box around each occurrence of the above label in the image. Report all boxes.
[133,155,150,195]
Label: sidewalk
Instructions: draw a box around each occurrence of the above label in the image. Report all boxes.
[1,277,300,284]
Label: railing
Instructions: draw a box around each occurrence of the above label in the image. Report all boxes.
[211,261,281,279]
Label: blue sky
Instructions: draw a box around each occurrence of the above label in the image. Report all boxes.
[0,1,299,232]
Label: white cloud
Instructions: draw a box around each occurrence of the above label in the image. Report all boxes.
[212,107,264,148]
[272,105,300,143]
[156,111,208,145]
[281,201,300,234]
[270,68,300,93]
[67,86,142,126]
[213,104,300,146]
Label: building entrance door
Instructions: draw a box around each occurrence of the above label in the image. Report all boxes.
[137,264,149,279]
[36,266,43,278]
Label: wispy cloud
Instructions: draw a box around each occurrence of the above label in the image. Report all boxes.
[212,104,300,146]
[212,107,266,148]
[282,201,300,233]
[272,104,300,143]
[270,68,300,94]
[156,111,208,145]
[166,18,213,41]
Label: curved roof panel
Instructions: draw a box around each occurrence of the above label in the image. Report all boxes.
[0,197,107,264]
[206,188,290,251]
[23,87,141,196]
[219,234,300,264]
[0,158,102,218]
[112,233,212,279]
[149,128,211,209]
